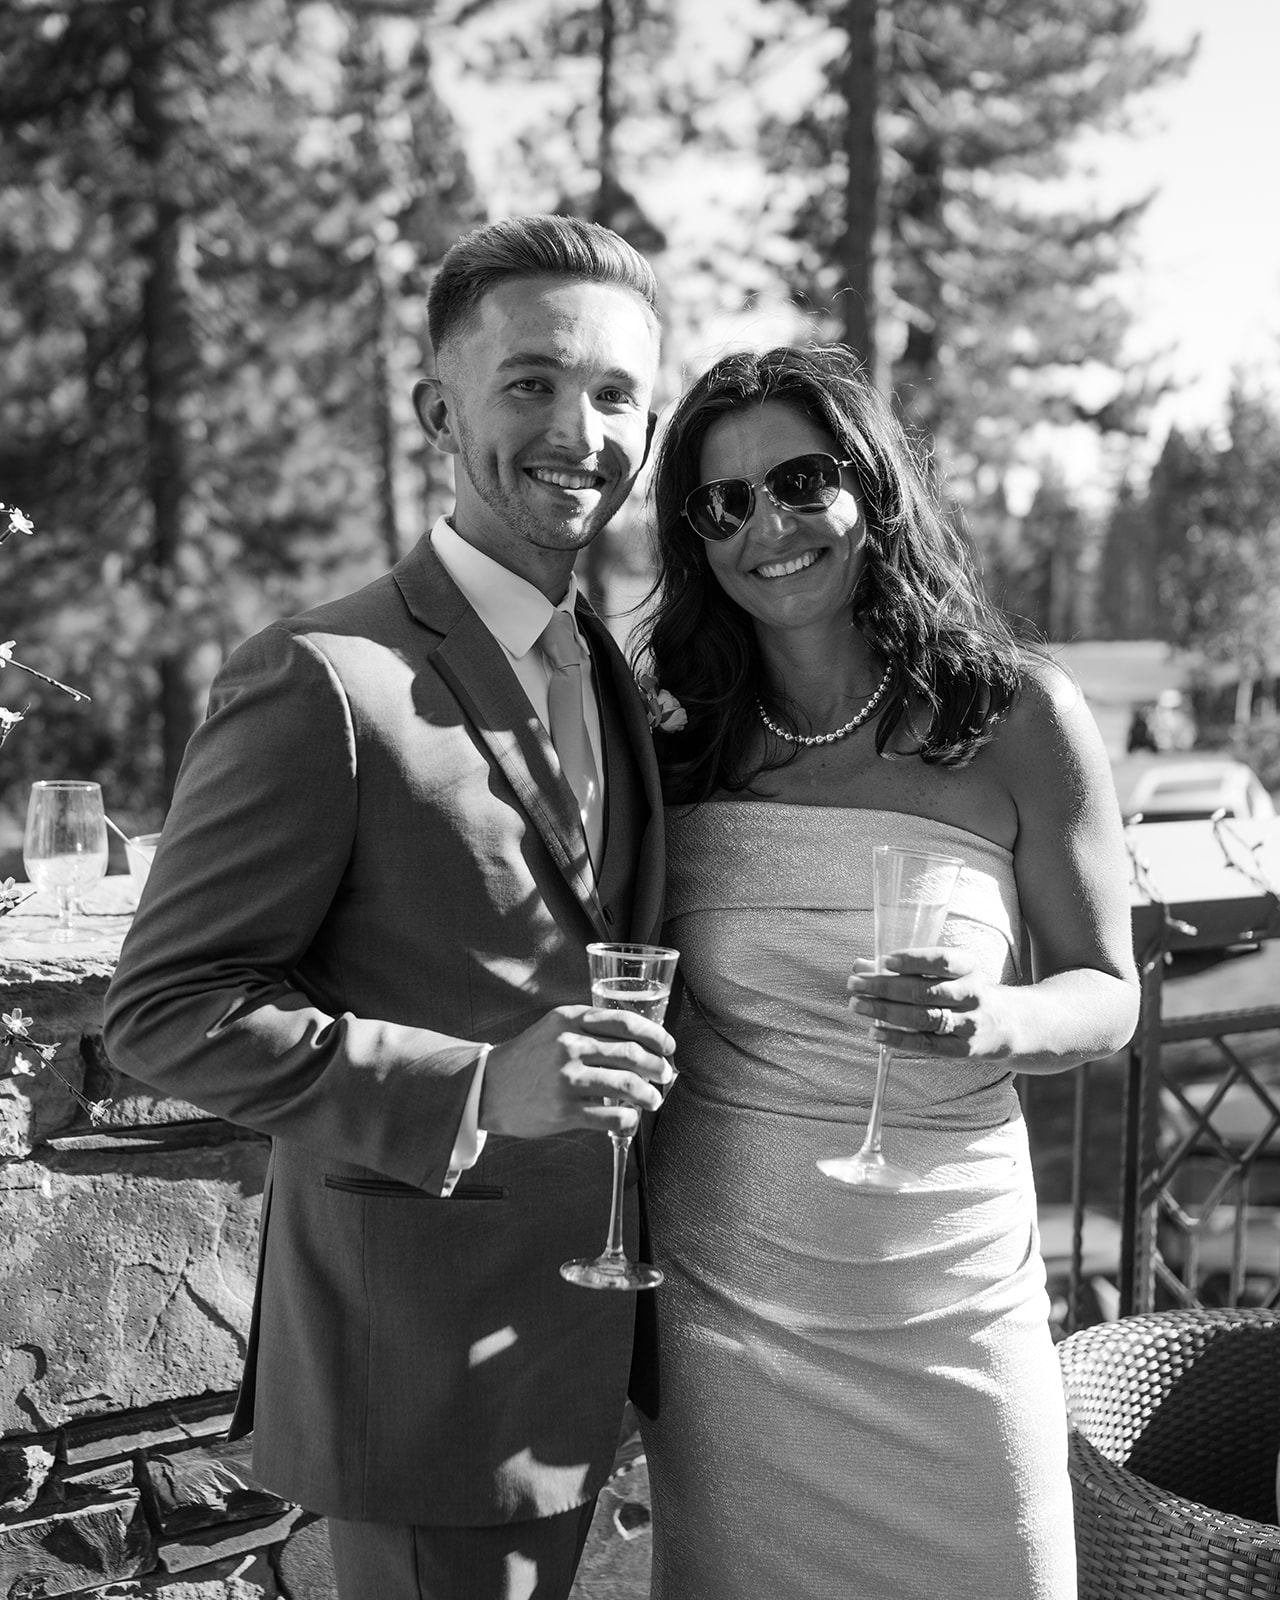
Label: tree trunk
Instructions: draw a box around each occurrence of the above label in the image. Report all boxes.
[840,0,879,382]
[892,128,944,440]
[371,249,400,566]
[1234,673,1254,727]
[599,0,617,206]
[133,0,201,803]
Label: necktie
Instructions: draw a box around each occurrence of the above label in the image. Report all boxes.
[538,609,603,873]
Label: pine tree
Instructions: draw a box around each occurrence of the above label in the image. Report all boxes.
[1157,387,1280,724]
[0,0,482,813]
[989,466,1090,642]
[753,0,1191,527]
[1093,476,1155,639]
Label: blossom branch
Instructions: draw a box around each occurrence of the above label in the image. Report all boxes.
[0,505,35,547]
[0,641,91,703]
[1,1008,110,1125]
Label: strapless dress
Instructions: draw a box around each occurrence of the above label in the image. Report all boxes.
[640,803,1074,1600]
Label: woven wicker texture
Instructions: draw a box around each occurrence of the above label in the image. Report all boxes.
[1058,1308,1280,1598]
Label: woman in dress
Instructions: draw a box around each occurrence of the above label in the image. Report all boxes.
[636,344,1139,1600]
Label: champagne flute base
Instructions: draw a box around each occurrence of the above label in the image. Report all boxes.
[816,1150,921,1191]
[560,1257,664,1292]
[23,926,105,946]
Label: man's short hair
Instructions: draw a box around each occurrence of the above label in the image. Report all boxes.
[428,214,660,361]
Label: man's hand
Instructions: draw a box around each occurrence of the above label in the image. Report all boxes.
[479,1004,676,1139]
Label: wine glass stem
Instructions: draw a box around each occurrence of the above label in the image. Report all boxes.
[602,1131,631,1261]
[55,887,74,934]
[861,1045,894,1158]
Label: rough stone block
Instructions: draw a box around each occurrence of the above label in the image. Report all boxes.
[0,1485,153,1596]
[41,1125,260,1159]
[0,1440,55,1515]
[1,884,203,1142]
[54,1547,277,1597]
[156,1506,301,1574]
[55,1459,136,1500]
[63,1397,235,1471]
[273,1513,336,1600]
[142,1435,288,1536]
[569,1450,652,1600]
[0,1041,87,1156]
[0,958,115,1040]
[0,1142,265,1435]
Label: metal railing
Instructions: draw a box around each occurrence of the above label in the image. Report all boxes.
[1062,814,1280,1333]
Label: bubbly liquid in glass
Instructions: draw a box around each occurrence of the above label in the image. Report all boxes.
[873,901,951,966]
[591,976,670,1025]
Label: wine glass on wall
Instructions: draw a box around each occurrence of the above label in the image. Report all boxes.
[561,940,679,1291]
[818,845,963,1192]
[22,780,109,944]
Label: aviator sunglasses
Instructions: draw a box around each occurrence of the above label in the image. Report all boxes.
[682,452,856,542]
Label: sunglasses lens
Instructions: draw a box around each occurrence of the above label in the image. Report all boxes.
[768,454,842,510]
[684,454,846,540]
[686,479,753,540]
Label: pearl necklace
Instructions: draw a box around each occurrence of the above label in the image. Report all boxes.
[756,662,893,747]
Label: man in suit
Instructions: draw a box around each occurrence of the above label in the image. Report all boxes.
[103,214,673,1600]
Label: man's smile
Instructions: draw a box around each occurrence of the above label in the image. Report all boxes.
[525,465,606,492]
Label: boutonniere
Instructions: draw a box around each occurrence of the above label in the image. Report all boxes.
[636,672,688,733]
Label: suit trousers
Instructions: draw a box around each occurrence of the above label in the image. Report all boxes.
[326,1501,598,1600]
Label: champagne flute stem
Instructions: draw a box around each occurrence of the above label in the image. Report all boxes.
[861,1044,895,1158]
[601,1131,631,1262]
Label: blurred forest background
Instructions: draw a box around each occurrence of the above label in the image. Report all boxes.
[2,0,1279,846]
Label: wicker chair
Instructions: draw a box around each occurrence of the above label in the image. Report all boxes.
[1058,1308,1280,1598]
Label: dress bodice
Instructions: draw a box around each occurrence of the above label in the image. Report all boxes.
[664,802,1024,1130]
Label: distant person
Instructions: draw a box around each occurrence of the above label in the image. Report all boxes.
[634,344,1140,1599]
[1151,687,1196,752]
[104,215,674,1600]
[1126,702,1157,752]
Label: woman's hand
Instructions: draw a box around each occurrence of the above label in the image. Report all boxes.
[847,950,1013,1059]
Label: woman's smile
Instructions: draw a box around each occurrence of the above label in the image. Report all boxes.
[752,547,826,581]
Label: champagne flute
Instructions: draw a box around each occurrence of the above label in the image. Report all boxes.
[22,780,109,945]
[561,940,678,1291]
[818,845,963,1191]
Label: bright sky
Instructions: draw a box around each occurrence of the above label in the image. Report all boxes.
[1093,0,1280,437]
[433,0,1280,490]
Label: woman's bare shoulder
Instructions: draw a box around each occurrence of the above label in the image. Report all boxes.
[999,654,1092,742]
[990,653,1115,817]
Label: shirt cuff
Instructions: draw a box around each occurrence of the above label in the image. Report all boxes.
[440,1044,490,1197]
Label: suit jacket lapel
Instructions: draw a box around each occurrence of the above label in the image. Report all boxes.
[394,540,604,929]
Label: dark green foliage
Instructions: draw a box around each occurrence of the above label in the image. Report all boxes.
[0,0,482,821]
[988,466,1090,642]
[1157,386,1280,684]
[1094,477,1155,640]
[1097,383,1280,718]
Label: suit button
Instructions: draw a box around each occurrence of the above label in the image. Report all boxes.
[602,906,614,926]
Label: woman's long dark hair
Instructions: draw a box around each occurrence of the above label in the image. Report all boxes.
[635,344,1026,805]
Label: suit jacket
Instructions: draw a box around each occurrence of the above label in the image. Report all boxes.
[103,534,666,1526]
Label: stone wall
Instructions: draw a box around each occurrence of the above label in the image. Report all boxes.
[0,880,652,1599]
[0,881,333,1598]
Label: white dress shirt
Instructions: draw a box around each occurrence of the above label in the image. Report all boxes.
[429,517,606,1191]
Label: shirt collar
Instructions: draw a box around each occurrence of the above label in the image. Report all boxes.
[429,516,581,660]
